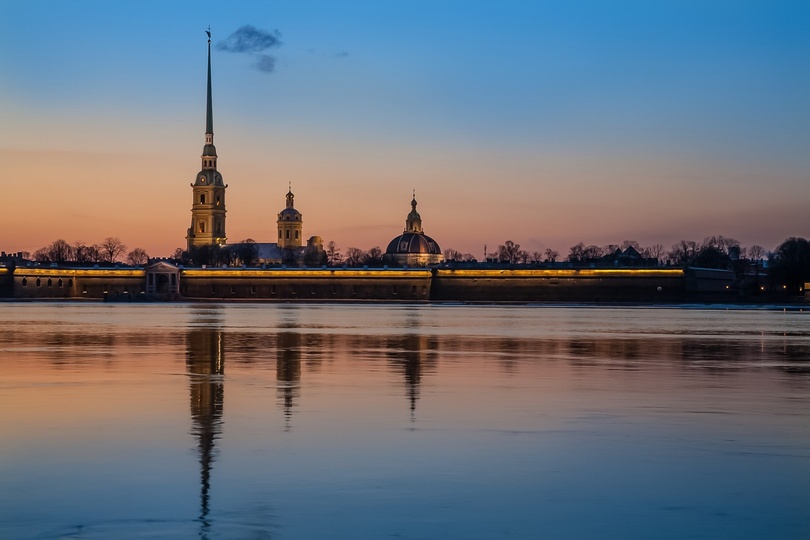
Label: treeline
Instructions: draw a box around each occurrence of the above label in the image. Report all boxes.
[24,235,810,291]
[325,242,385,267]
[180,240,261,267]
[444,237,762,266]
[31,238,147,265]
[442,236,810,292]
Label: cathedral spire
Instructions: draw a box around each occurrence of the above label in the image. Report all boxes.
[205,28,213,137]
[201,29,217,170]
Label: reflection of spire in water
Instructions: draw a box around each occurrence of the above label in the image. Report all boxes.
[276,332,301,430]
[187,327,225,537]
[388,331,432,421]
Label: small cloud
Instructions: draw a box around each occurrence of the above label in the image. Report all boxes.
[217,25,282,53]
[255,54,276,73]
[334,51,349,58]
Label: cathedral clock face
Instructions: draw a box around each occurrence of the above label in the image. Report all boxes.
[215,174,222,185]
[200,176,206,184]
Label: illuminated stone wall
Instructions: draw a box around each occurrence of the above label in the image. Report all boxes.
[179,268,433,301]
[431,268,689,302]
[12,268,146,300]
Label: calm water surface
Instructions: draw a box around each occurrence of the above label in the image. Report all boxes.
[0,303,808,539]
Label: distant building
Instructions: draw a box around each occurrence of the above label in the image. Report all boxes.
[278,188,303,249]
[186,33,227,250]
[251,189,325,267]
[384,196,444,267]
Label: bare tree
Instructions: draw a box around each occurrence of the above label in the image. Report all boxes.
[32,247,50,263]
[100,237,127,263]
[497,240,525,264]
[73,242,103,264]
[33,239,73,264]
[668,240,698,266]
[344,247,366,267]
[126,248,149,265]
[443,248,462,261]
[543,248,559,262]
[326,241,343,265]
[567,243,585,263]
[229,239,258,266]
[73,241,90,263]
[583,245,603,261]
[644,243,664,261]
[366,246,384,266]
[602,244,620,257]
[748,245,765,261]
[701,235,740,255]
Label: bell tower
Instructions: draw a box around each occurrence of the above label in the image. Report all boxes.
[187,29,227,250]
[277,186,303,249]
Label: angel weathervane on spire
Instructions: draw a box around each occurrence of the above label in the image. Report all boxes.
[206,27,211,43]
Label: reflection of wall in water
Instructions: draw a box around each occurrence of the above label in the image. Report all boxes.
[186,328,225,533]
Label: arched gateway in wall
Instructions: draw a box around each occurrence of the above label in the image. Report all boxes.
[145,262,180,299]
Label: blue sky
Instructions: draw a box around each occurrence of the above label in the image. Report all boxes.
[1,0,808,256]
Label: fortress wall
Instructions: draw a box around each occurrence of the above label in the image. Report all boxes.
[180,268,433,301]
[2,265,750,303]
[0,267,12,298]
[431,269,689,302]
[12,268,145,299]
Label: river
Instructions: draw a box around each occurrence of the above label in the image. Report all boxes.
[1,303,808,539]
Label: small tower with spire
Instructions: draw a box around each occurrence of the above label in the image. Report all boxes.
[277,184,303,249]
[187,29,227,251]
[383,192,444,267]
[405,190,423,233]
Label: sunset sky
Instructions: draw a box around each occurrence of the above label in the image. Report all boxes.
[1,1,808,259]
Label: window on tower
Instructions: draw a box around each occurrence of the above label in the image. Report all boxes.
[200,222,206,233]
[200,194,206,204]
[286,230,290,240]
